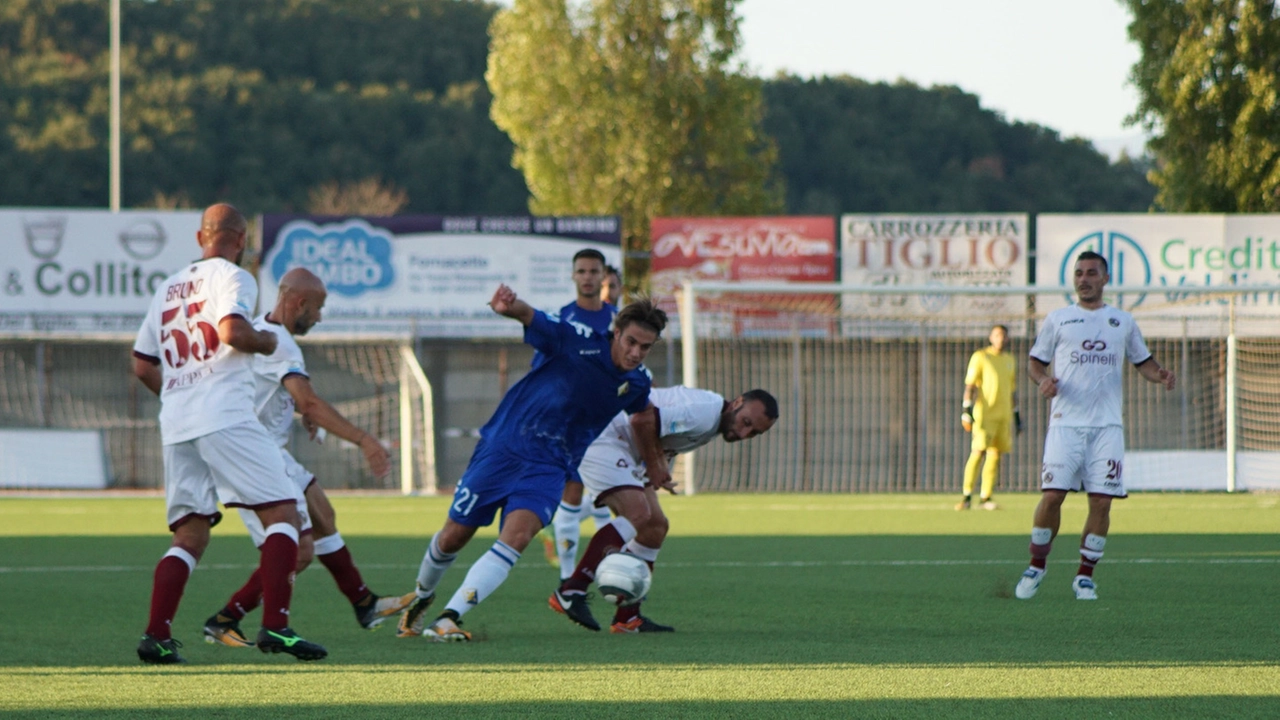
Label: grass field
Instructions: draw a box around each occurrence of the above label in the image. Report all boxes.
[1,492,1278,719]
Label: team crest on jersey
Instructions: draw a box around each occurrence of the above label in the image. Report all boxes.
[617,382,629,396]
[616,458,629,468]
[1109,317,1120,327]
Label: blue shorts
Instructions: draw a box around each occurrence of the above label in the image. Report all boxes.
[448,441,568,528]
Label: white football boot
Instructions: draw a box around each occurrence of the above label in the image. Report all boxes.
[1014,567,1046,600]
[1072,575,1098,600]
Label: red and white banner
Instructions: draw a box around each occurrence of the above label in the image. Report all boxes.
[650,217,837,337]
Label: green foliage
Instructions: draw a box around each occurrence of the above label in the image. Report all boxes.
[487,0,783,283]
[762,75,1156,214]
[1124,0,1280,212]
[0,0,529,213]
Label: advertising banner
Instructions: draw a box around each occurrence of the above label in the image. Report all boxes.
[839,214,1029,335]
[649,216,837,337]
[0,209,203,335]
[1035,214,1280,336]
[259,215,621,338]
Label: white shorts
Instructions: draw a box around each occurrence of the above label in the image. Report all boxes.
[578,437,647,503]
[1040,425,1127,497]
[162,420,297,531]
[238,448,314,547]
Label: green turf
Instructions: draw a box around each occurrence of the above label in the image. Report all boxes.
[1,493,1277,719]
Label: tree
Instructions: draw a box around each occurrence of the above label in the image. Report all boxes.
[1124,0,1280,211]
[307,177,409,215]
[487,0,783,285]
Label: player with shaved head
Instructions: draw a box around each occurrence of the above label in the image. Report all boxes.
[132,204,326,663]
[201,268,413,650]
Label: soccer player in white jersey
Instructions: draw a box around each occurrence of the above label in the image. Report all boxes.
[550,387,778,632]
[131,204,325,663]
[1015,250,1175,601]
[201,268,413,649]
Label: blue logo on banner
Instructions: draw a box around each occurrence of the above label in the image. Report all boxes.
[1059,231,1151,309]
[270,220,394,297]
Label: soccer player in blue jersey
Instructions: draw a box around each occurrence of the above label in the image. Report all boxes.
[538,249,620,575]
[397,283,667,641]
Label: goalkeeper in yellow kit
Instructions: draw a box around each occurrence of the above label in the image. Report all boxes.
[957,324,1021,510]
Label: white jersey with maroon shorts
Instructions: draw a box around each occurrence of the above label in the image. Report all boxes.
[1029,303,1152,498]
[236,315,316,544]
[132,258,297,530]
[579,386,724,501]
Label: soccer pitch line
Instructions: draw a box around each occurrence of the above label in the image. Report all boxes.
[3,555,1279,574]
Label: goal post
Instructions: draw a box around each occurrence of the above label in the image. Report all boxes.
[677,280,1280,495]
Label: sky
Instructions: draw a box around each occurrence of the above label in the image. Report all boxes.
[737,0,1147,158]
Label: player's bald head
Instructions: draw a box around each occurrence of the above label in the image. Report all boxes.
[279,267,326,298]
[197,203,248,261]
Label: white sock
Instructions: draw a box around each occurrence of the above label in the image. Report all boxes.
[553,502,583,581]
[589,504,612,531]
[444,541,521,619]
[623,539,660,564]
[162,546,197,572]
[313,532,345,556]
[415,532,458,598]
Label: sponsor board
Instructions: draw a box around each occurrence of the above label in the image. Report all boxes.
[840,214,1028,336]
[0,209,203,335]
[258,215,620,338]
[1036,214,1280,337]
[650,216,837,337]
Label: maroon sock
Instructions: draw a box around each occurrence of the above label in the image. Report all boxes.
[561,524,625,593]
[1077,552,1098,577]
[1029,542,1052,570]
[613,602,641,624]
[225,568,263,620]
[318,547,369,605]
[259,532,298,630]
[145,554,193,639]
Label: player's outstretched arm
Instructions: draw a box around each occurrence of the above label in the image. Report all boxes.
[133,357,162,396]
[630,404,675,493]
[1135,358,1176,391]
[218,316,278,355]
[488,284,535,326]
[283,375,391,477]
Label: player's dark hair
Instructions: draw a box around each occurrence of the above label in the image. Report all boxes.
[615,298,667,337]
[605,264,621,278]
[1076,250,1109,274]
[741,389,779,420]
[992,324,1008,334]
[572,248,607,267]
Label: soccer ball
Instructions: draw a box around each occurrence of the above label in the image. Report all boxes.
[595,552,652,606]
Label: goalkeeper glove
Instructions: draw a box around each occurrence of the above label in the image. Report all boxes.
[961,401,974,433]
[1014,409,1023,436]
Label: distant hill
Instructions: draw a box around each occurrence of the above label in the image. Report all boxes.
[762,75,1155,214]
[0,1,1154,216]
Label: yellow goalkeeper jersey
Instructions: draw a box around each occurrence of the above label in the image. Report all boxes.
[965,347,1016,421]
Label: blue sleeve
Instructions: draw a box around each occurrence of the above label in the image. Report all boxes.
[624,385,651,415]
[523,310,565,357]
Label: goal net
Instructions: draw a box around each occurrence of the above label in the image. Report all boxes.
[673,281,1280,494]
[0,337,437,493]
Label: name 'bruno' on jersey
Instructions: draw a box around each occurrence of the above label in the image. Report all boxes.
[1029,304,1151,429]
[132,257,259,445]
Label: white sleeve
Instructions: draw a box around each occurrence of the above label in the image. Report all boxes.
[1126,317,1152,365]
[256,330,308,384]
[658,395,722,439]
[1029,315,1057,364]
[132,297,162,361]
[211,266,257,323]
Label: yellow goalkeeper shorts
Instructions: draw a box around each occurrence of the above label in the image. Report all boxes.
[972,417,1013,453]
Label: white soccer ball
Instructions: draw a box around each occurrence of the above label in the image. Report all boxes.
[595,551,652,606]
